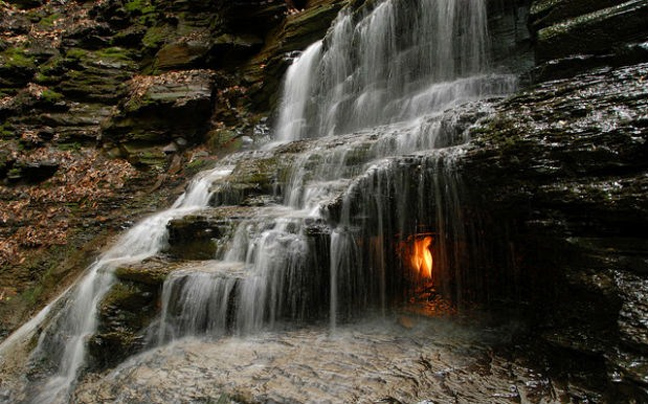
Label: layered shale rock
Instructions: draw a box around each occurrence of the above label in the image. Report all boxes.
[530,0,648,80]
[463,61,648,401]
[1,0,647,402]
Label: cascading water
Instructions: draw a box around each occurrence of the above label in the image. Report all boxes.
[158,0,516,338]
[0,168,233,403]
[1,0,522,401]
[274,0,512,143]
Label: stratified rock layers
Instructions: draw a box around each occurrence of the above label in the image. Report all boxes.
[463,60,648,401]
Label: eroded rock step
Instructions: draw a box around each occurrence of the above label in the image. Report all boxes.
[92,258,247,369]
[164,205,331,260]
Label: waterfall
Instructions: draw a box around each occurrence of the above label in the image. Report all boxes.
[158,0,516,337]
[274,0,512,143]
[1,0,519,399]
[272,0,516,327]
[0,168,233,403]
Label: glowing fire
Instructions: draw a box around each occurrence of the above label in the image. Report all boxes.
[411,236,433,278]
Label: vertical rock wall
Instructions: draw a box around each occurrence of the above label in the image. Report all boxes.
[459,0,648,400]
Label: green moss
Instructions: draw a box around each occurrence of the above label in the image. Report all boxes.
[137,149,166,167]
[206,129,240,153]
[124,0,157,25]
[65,47,134,65]
[38,13,61,28]
[185,158,211,176]
[34,55,67,83]
[21,285,43,306]
[142,25,172,49]
[123,0,142,12]
[95,47,134,62]
[65,48,88,61]
[123,93,155,113]
[57,142,82,151]
[0,123,13,138]
[18,252,64,307]
[7,167,22,179]
[41,88,63,103]
[101,282,146,312]
[2,47,35,68]
[124,0,154,13]
[34,72,49,83]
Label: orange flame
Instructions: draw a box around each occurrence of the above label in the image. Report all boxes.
[411,236,433,278]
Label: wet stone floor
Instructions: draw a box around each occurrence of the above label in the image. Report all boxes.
[71,314,596,404]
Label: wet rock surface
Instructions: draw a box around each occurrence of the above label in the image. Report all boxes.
[535,0,648,63]
[530,0,648,81]
[462,62,648,400]
[78,54,647,398]
[0,0,647,403]
[74,319,574,404]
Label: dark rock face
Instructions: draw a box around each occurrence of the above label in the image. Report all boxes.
[535,1,648,62]
[90,280,158,369]
[102,70,216,158]
[165,211,234,260]
[462,61,648,401]
[506,10,648,399]
[530,0,622,30]
[530,0,648,81]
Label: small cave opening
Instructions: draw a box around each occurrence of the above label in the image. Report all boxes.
[381,213,541,322]
[405,234,434,280]
[394,231,456,316]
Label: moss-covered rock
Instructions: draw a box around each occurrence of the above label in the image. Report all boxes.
[140,24,173,50]
[0,47,36,92]
[165,215,224,260]
[61,20,113,50]
[56,47,137,103]
[154,40,211,71]
[101,69,215,167]
[208,155,286,206]
[114,257,178,286]
[163,207,265,259]
[90,280,158,369]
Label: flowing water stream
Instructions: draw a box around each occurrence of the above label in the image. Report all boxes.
[154,0,516,338]
[0,0,533,402]
[0,168,233,403]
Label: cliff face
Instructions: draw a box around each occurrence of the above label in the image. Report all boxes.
[460,0,648,400]
[0,0,347,340]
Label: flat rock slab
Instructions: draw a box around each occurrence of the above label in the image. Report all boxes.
[73,318,583,403]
